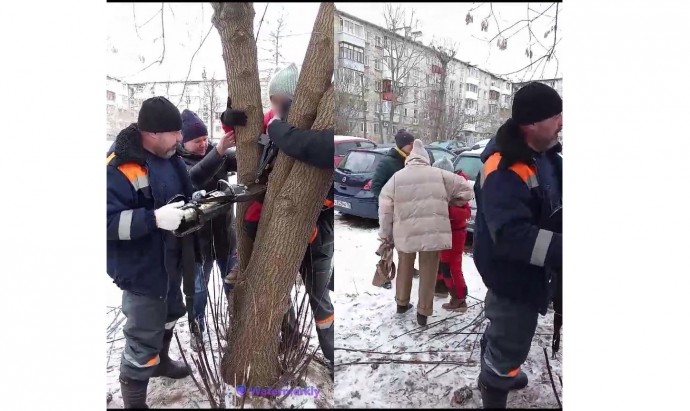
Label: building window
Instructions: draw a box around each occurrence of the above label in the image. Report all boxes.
[404,108,408,117]
[413,109,418,118]
[465,99,476,109]
[364,55,369,66]
[374,123,380,134]
[483,90,487,98]
[489,104,497,114]
[466,83,478,93]
[375,102,381,113]
[366,31,371,43]
[375,35,382,47]
[467,115,476,124]
[375,59,382,71]
[107,90,115,101]
[339,42,364,63]
[450,80,455,91]
[375,80,382,92]
[363,101,368,111]
[361,122,366,132]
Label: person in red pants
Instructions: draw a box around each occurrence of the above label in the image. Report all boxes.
[433,158,471,311]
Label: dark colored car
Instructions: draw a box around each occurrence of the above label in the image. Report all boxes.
[430,139,470,155]
[334,135,377,167]
[334,146,450,220]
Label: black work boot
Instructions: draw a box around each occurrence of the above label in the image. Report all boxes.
[151,329,191,379]
[478,373,508,409]
[396,303,413,314]
[119,375,149,409]
[417,313,428,326]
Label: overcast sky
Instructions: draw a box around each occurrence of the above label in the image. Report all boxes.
[106,3,319,83]
[106,2,562,84]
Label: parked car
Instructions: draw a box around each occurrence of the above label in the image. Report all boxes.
[471,138,491,150]
[334,135,377,167]
[430,139,470,155]
[334,145,449,220]
[452,147,484,232]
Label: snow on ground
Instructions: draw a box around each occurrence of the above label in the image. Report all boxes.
[333,213,562,409]
[106,194,333,408]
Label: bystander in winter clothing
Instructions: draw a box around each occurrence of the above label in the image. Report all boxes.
[378,139,474,326]
[432,158,471,312]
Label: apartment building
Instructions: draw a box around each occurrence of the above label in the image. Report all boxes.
[106,75,230,141]
[335,10,514,144]
[513,78,562,97]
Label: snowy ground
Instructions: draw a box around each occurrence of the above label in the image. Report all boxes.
[106,194,333,408]
[333,213,563,409]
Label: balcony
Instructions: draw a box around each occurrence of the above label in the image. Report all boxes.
[430,101,441,110]
[466,76,479,86]
[431,65,444,75]
[340,58,365,73]
[382,91,395,101]
[464,108,478,116]
[465,91,478,100]
[490,85,501,93]
[462,123,476,132]
[335,32,365,49]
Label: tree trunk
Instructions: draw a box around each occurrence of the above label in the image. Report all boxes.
[211,2,264,274]
[214,2,334,387]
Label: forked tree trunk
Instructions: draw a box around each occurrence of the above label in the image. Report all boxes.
[212,2,334,387]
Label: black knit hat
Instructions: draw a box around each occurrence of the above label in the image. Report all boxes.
[512,82,562,125]
[394,129,415,148]
[138,96,182,133]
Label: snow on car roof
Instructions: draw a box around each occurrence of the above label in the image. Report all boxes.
[335,135,370,142]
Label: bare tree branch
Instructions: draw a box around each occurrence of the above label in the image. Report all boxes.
[178,24,215,106]
[487,3,556,43]
[255,3,270,40]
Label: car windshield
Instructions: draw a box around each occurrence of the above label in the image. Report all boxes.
[335,141,359,156]
[454,155,483,181]
[431,149,455,163]
[338,151,381,173]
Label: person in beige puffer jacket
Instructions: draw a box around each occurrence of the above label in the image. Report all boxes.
[378,139,474,326]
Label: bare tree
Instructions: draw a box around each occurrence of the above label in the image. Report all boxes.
[258,7,290,108]
[334,63,365,136]
[378,4,426,140]
[465,2,561,81]
[428,40,459,142]
[211,2,334,388]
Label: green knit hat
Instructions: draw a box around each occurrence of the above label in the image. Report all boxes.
[268,63,299,100]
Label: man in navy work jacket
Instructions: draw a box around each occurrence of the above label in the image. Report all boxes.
[107,96,198,408]
[472,82,563,408]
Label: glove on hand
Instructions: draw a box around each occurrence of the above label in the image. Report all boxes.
[154,201,185,231]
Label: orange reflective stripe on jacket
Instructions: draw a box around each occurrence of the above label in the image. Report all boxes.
[482,152,538,189]
[107,153,149,191]
[309,226,318,243]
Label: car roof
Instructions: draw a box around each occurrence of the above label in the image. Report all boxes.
[348,146,389,154]
[459,147,484,157]
[334,135,372,143]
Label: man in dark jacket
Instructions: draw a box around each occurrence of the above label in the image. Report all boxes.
[106,97,197,408]
[240,112,335,377]
[473,82,563,408]
[370,129,417,288]
[176,109,246,351]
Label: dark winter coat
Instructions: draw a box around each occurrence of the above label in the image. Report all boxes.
[177,144,238,263]
[371,147,407,198]
[472,125,563,315]
[244,120,334,246]
[106,124,198,299]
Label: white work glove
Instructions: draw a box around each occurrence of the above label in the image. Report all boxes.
[154,201,185,231]
[191,190,206,201]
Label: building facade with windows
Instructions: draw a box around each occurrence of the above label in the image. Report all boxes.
[106,76,229,141]
[335,10,515,145]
